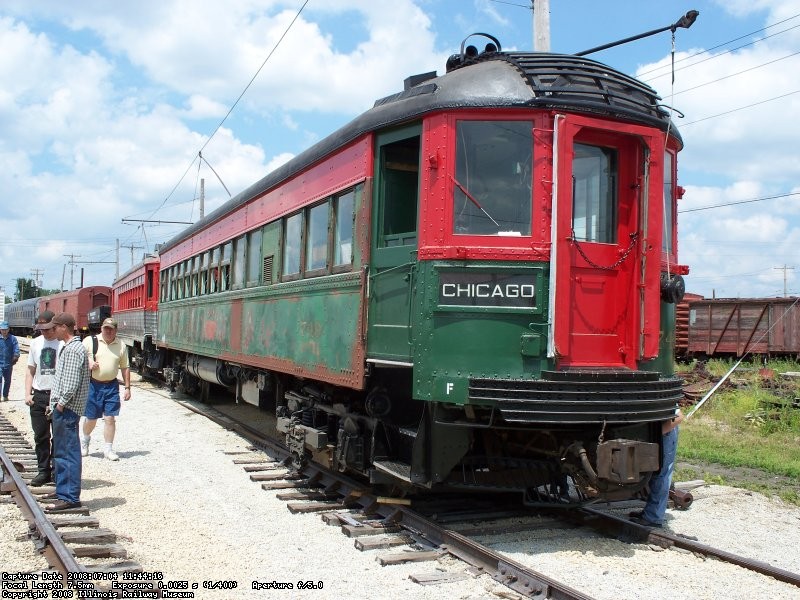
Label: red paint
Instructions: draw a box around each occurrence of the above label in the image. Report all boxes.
[161,137,373,269]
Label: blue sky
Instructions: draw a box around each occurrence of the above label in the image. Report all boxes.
[1,0,799,299]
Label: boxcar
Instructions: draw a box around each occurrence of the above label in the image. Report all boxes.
[155,37,688,503]
[111,255,161,372]
[40,286,112,336]
[686,296,800,357]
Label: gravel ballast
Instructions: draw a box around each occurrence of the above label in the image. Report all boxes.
[2,359,799,599]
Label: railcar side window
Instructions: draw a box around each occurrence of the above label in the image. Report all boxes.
[210,247,221,293]
[306,203,329,273]
[232,235,246,288]
[334,189,354,266]
[663,151,675,254]
[572,143,617,243]
[454,120,533,236]
[283,213,302,278]
[246,228,262,285]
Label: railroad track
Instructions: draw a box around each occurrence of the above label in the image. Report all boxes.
[0,413,162,596]
[153,382,800,599]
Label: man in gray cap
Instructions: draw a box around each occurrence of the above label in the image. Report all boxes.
[81,317,130,461]
[24,310,61,486]
[0,320,20,402]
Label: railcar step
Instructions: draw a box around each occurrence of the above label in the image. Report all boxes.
[372,460,413,483]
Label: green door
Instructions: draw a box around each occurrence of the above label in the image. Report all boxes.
[367,125,421,362]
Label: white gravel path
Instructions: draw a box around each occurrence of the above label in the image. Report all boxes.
[2,358,799,600]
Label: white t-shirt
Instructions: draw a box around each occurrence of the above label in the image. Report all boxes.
[27,335,64,392]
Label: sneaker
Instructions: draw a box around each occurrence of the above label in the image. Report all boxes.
[30,472,53,487]
[1,396,8,402]
[104,449,119,461]
[80,436,90,457]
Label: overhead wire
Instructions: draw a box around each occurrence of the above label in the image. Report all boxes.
[143,0,310,221]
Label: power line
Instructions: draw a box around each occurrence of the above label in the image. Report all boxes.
[679,89,800,126]
[143,0,310,220]
[679,191,800,213]
[639,15,800,80]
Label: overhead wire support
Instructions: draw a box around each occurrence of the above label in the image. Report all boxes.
[198,151,231,198]
[145,0,310,218]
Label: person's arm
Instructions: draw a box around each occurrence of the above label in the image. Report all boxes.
[25,365,36,406]
[121,367,131,401]
[12,336,19,363]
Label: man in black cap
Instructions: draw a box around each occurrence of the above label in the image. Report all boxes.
[24,310,61,486]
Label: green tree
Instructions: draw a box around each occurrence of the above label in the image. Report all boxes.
[14,278,39,301]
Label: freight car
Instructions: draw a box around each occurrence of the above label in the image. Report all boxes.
[679,296,800,358]
[155,35,688,504]
[39,286,112,336]
[111,255,161,373]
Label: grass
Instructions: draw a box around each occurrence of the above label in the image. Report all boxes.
[675,358,800,504]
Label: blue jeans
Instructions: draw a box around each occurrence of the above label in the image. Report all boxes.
[642,426,679,525]
[52,407,82,504]
[1,365,12,397]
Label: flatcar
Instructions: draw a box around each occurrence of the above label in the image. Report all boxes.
[679,295,800,358]
[40,286,112,336]
[110,254,161,372]
[4,297,41,336]
[155,36,688,504]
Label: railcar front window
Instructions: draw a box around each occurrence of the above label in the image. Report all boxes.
[572,143,617,243]
[454,120,532,236]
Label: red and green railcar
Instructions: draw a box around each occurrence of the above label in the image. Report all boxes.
[156,38,687,503]
[111,254,161,372]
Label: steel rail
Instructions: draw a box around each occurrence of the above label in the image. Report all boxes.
[580,506,800,588]
[0,442,100,588]
[161,384,800,595]
[385,506,594,600]
[173,397,597,600]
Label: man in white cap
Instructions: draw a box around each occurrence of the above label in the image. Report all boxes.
[81,317,131,461]
[0,320,20,402]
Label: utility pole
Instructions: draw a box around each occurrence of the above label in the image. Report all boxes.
[533,0,550,52]
[30,268,44,289]
[120,243,144,268]
[63,254,81,290]
[774,265,794,297]
[200,178,205,220]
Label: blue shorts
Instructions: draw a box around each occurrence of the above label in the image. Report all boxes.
[85,380,121,419]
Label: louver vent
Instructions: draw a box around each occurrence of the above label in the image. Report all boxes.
[263,255,274,285]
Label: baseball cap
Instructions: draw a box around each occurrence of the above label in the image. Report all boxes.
[0,321,8,330]
[35,310,56,330]
[101,318,118,329]
[51,313,76,329]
